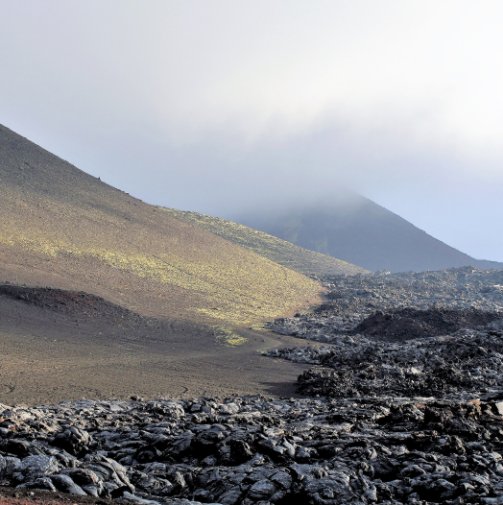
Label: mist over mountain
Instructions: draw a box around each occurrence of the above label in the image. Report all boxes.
[235,194,502,273]
[2,1,503,263]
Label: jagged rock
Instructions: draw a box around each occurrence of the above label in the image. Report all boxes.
[122,491,163,505]
[0,396,502,503]
[52,426,93,455]
[247,479,277,500]
[50,473,87,496]
[19,476,57,492]
[229,439,254,464]
[20,455,60,479]
[66,467,101,486]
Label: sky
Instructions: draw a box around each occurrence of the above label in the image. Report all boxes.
[0,0,502,261]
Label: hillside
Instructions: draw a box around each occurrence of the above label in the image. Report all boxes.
[163,209,366,277]
[0,124,322,326]
[235,196,502,273]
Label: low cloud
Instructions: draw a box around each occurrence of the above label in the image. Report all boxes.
[1,0,502,260]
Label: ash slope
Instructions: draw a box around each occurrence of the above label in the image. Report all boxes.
[235,197,502,273]
[0,123,322,327]
[163,209,365,277]
[0,283,312,404]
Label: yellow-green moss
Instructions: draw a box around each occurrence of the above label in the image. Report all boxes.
[214,327,248,347]
[163,208,365,276]
[0,230,321,325]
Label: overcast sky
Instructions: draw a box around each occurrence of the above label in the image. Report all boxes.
[1,0,502,260]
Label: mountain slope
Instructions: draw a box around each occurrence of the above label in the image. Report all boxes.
[0,124,322,327]
[235,196,502,273]
[163,209,366,277]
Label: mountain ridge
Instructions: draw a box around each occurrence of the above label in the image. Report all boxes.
[234,195,502,273]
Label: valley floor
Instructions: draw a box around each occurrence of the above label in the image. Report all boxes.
[0,285,310,404]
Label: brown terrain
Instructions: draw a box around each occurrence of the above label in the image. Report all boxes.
[0,124,351,405]
[0,124,322,326]
[0,283,311,404]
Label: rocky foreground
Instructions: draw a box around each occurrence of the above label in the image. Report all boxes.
[1,267,503,504]
[1,395,503,505]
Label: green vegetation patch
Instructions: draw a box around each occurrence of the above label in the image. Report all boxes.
[214,327,248,347]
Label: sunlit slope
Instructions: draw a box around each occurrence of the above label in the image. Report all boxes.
[164,209,366,276]
[0,124,322,325]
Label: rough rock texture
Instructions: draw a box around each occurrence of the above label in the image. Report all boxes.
[353,307,499,341]
[294,330,503,398]
[267,267,503,399]
[2,396,503,504]
[269,268,503,341]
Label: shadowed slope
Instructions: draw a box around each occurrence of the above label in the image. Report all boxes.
[163,209,366,277]
[236,197,502,273]
[0,124,322,326]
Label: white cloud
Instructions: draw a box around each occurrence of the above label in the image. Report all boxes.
[0,0,502,259]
